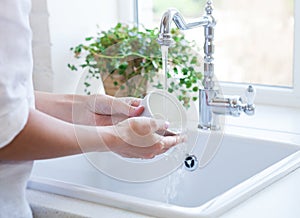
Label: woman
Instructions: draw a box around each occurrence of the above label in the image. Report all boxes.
[0,0,184,217]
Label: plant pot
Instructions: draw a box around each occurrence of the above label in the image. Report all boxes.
[101,72,148,98]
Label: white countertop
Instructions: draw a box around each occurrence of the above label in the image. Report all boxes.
[224,104,300,144]
[226,104,300,135]
[27,189,153,218]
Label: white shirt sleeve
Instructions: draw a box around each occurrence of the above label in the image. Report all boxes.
[0,0,35,148]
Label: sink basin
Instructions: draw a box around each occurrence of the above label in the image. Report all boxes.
[28,129,300,217]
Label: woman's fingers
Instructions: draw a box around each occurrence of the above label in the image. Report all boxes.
[116,97,144,117]
[148,118,170,133]
[160,135,186,149]
[111,97,144,117]
[89,94,144,117]
[108,117,186,159]
[128,105,144,117]
[128,117,169,136]
[120,97,141,107]
[117,135,186,159]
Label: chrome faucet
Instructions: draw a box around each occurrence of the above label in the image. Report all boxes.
[157,0,255,130]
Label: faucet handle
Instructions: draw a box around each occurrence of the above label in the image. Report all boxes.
[244,85,256,115]
[245,85,256,105]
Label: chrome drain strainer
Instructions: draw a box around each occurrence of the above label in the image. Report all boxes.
[184,155,198,171]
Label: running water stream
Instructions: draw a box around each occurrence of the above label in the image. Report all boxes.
[161,45,169,125]
[161,45,187,203]
[161,45,169,92]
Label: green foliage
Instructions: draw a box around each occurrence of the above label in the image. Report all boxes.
[68,23,202,108]
[153,0,206,19]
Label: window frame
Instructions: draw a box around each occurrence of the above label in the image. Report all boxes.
[135,0,300,107]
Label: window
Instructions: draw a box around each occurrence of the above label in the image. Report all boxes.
[136,0,300,107]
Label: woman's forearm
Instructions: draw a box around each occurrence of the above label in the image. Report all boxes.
[35,91,85,123]
[0,108,110,160]
[0,108,184,161]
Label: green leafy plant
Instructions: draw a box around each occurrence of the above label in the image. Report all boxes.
[68,23,202,107]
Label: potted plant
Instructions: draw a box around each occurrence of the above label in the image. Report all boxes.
[68,23,202,107]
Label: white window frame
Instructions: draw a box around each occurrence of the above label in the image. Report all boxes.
[134,0,300,108]
[117,0,137,24]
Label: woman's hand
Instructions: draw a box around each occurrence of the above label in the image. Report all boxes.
[73,94,145,126]
[35,91,144,126]
[104,117,186,159]
[69,94,186,159]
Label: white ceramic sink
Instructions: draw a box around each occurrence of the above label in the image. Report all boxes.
[28,129,300,218]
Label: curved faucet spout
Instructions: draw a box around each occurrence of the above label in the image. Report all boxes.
[157,8,210,46]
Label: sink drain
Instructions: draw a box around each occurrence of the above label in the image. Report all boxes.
[184,155,198,171]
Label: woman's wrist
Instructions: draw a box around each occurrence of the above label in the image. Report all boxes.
[73,125,117,153]
[96,125,119,152]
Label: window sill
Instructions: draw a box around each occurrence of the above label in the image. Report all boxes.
[224,104,300,145]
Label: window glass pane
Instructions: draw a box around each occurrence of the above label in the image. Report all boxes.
[139,0,294,87]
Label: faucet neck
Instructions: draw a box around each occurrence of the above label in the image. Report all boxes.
[157,1,217,89]
[202,1,216,90]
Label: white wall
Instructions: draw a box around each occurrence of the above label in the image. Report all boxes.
[31,0,136,94]
[30,0,53,92]
[48,0,119,94]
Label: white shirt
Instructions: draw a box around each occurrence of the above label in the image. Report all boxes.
[0,0,35,217]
